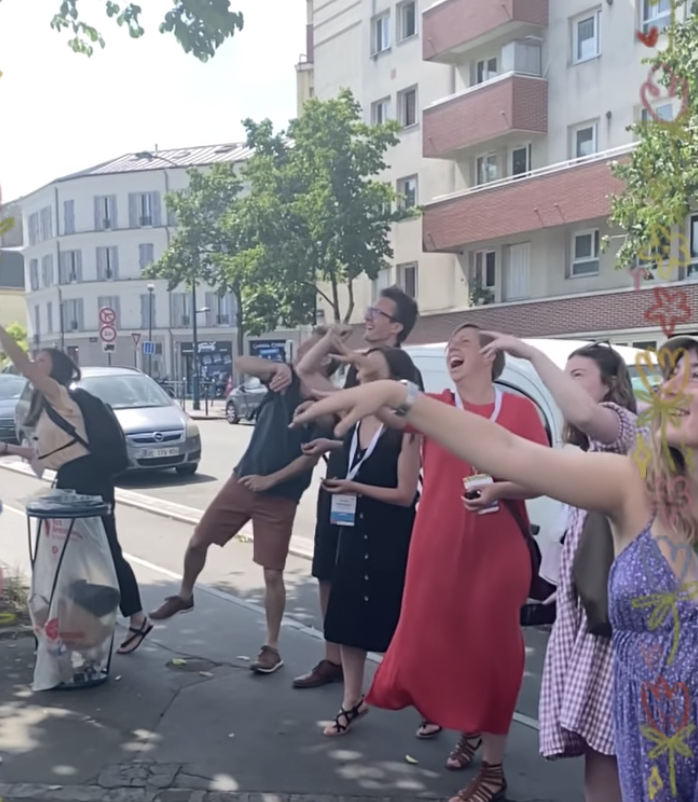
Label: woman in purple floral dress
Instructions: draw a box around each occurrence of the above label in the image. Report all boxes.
[484,339,638,801]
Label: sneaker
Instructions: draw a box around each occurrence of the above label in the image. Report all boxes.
[292,659,343,689]
[251,645,284,674]
[149,595,194,621]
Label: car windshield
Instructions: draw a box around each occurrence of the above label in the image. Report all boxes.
[626,363,661,398]
[80,375,174,410]
[0,376,25,399]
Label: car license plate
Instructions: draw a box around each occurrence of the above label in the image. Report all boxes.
[146,447,179,458]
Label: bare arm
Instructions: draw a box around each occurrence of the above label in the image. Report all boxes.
[266,454,319,487]
[0,442,35,460]
[296,331,349,394]
[0,325,62,405]
[349,435,421,507]
[234,356,281,381]
[492,481,539,501]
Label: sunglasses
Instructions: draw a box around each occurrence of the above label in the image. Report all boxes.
[365,306,397,323]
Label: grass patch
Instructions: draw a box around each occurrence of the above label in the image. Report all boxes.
[0,567,31,627]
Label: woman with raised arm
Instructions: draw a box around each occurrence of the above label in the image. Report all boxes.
[292,336,698,802]
[479,336,637,802]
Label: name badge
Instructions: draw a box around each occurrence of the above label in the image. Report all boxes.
[330,494,357,527]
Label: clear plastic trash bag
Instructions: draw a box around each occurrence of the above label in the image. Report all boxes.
[25,490,120,691]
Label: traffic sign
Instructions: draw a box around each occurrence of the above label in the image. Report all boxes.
[99,324,117,343]
[99,307,116,326]
[142,341,155,355]
[102,342,116,353]
[132,332,141,345]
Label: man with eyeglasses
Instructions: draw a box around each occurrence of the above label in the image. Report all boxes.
[293,285,422,690]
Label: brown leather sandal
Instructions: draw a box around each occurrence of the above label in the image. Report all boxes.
[450,761,507,802]
[445,733,482,770]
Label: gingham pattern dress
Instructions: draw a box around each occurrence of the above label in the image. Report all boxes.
[538,402,638,759]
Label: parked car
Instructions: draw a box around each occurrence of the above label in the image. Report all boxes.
[14,366,202,475]
[225,376,268,424]
[404,338,658,567]
[0,374,27,443]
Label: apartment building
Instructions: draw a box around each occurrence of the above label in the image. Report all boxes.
[296,0,316,114]
[18,145,304,380]
[310,0,697,349]
[0,250,26,329]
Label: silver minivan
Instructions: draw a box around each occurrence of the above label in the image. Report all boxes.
[14,366,202,475]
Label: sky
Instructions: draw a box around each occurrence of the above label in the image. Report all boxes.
[0,0,307,201]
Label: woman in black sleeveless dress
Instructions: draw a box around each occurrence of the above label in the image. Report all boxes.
[320,346,421,736]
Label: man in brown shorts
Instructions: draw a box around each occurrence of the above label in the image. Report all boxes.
[150,329,337,674]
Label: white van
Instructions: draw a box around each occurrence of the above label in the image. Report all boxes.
[403,338,657,580]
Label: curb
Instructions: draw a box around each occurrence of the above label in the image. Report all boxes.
[0,461,315,562]
[0,624,33,641]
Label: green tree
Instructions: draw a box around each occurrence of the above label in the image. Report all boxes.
[232,90,416,325]
[607,9,698,272]
[9,0,244,59]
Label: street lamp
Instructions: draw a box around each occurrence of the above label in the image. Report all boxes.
[147,283,155,376]
[191,289,210,411]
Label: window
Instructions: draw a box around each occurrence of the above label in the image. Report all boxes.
[171,292,192,328]
[573,11,600,63]
[476,154,498,185]
[63,200,75,235]
[59,250,82,284]
[98,296,121,326]
[642,0,670,33]
[397,262,417,298]
[571,230,600,276]
[216,293,234,325]
[33,305,41,339]
[397,87,418,128]
[511,145,531,178]
[61,299,83,331]
[371,97,391,125]
[39,207,53,241]
[476,57,498,85]
[28,213,39,246]
[139,243,155,271]
[41,254,54,287]
[571,123,597,158]
[94,195,117,230]
[688,215,698,278]
[641,103,674,123]
[372,13,391,54]
[96,246,119,281]
[128,192,162,228]
[46,302,53,334]
[397,0,417,41]
[372,267,391,300]
[397,176,418,210]
[29,259,39,291]
[474,250,496,288]
[140,293,157,330]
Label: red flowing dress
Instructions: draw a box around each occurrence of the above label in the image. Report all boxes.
[366,390,549,735]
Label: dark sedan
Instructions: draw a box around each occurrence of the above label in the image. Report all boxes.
[0,374,26,443]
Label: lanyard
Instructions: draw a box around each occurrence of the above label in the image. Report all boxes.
[454,387,503,423]
[346,421,384,480]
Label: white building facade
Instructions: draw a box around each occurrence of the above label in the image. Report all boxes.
[20,146,305,382]
[309,0,698,347]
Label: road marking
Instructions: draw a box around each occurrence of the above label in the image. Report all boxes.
[3,500,540,731]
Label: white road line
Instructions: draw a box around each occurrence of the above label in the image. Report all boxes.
[1,501,540,731]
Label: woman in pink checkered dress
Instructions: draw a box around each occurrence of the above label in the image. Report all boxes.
[485,338,638,802]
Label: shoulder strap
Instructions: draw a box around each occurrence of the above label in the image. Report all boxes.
[43,402,89,451]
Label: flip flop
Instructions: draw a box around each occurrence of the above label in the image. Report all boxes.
[416,720,443,739]
[118,619,153,655]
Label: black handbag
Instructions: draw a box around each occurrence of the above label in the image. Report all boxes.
[571,510,614,637]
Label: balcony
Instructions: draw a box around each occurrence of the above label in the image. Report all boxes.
[422,145,633,252]
[423,0,548,64]
[423,73,547,158]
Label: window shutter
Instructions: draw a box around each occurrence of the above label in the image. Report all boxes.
[152,192,162,227]
[128,193,138,228]
[111,246,119,280]
[205,292,215,325]
[76,249,83,282]
[114,296,121,325]
[58,252,66,285]
[64,200,75,235]
[96,247,105,280]
[140,295,148,329]
[109,195,118,229]
[94,197,102,231]
[77,299,85,331]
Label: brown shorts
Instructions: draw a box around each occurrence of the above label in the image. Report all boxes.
[193,475,298,571]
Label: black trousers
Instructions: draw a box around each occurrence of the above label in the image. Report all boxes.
[54,455,143,618]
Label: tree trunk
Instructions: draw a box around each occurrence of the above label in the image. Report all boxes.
[343,280,355,323]
[329,269,341,322]
[233,285,245,379]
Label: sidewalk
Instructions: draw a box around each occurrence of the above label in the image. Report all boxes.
[0,564,583,802]
[179,399,226,420]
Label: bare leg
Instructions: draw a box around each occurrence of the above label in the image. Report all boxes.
[584,748,622,802]
[319,580,341,664]
[263,568,286,649]
[180,539,209,600]
[449,733,507,802]
[339,645,366,709]
[481,733,507,765]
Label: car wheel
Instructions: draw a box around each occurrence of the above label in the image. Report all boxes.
[176,463,199,476]
[226,402,239,424]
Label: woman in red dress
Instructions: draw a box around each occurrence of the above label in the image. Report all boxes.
[303,323,549,802]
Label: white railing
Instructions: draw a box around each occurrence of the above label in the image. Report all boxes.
[426,143,637,206]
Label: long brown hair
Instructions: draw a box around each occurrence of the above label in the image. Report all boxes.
[562,343,637,449]
[24,348,81,428]
[643,337,698,546]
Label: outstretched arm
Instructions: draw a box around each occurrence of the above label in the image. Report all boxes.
[0,325,62,406]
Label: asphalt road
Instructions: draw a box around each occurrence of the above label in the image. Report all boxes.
[112,419,550,726]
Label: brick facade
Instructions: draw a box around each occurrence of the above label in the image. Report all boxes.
[423,76,548,158]
[423,0,549,62]
[348,284,698,347]
[422,156,627,251]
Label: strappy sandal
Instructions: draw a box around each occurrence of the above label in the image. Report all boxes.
[323,698,369,736]
[416,720,443,739]
[117,619,153,655]
[445,732,482,770]
[449,762,507,802]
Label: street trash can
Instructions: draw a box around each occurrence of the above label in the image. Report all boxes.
[25,490,120,691]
